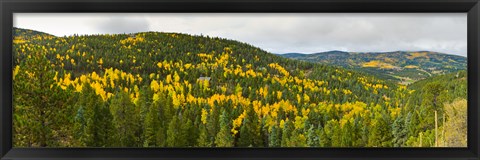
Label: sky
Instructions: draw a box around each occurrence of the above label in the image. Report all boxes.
[14,13,467,57]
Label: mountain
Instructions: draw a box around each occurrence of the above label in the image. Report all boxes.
[13,27,55,39]
[277,51,467,85]
[12,28,465,148]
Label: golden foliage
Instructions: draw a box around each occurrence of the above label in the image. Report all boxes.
[362,60,396,69]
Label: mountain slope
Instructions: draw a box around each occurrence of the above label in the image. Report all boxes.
[12,28,464,148]
[14,27,55,39]
[278,51,467,84]
[398,70,467,147]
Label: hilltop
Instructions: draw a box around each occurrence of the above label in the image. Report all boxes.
[14,27,55,39]
[278,51,467,85]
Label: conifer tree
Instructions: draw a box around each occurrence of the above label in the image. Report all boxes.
[143,100,161,147]
[307,125,319,147]
[197,124,211,147]
[268,125,281,147]
[392,115,408,147]
[110,91,138,147]
[281,120,294,147]
[215,111,234,147]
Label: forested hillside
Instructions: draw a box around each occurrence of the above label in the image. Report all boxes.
[279,51,467,85]
[399,71,467,147]
[12,27,467,147]
[13,27,54,38]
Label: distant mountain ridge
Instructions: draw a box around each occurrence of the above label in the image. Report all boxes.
[278,50,467,85]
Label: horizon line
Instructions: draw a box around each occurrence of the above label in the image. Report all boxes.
[14,27,468,58]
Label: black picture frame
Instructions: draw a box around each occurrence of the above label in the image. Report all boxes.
[1,0,479,159]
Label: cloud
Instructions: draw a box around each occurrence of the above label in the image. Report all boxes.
[96,17,150,34]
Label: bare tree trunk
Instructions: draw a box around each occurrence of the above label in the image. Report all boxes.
[419,132,422,147]
[443,113,445,147]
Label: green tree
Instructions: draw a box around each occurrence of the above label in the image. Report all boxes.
[13,53,74,147]
[166,115,187,147]
[368,112,393,147]
[110,91,138,147]
[238,108,263,147]
[143,100,163,147]
[268,125,281,147]
[306,125,319,147]
[281,120,294,147]
[215,111,234,147]
[392,114,408,147]
[73,84,114,147]
[197,123,211,147]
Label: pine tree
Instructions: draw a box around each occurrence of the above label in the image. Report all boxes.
[73,104,88,146]
[137,86,153,145]
[197,124,211,147]
[340,121,353,147]
[215,111,234,147]
[14,53,74,147]
[288,132,307,147]
[166,115,179,147]
[281,120,293,147]
[183,118,195,147]
[238,107,263,147]
[238,117,253,147]
[268,125,281,147]
[368,112,393,147]
[316,125,329,147]
[392,114,408,147]
[110,91,138,147]
[143,100,161,147]
[166,115,187,147]
[306,125,319,147]
[88,99,114,147]
[324,120,340,147]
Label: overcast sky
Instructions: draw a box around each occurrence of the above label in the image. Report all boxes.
[14,13,467,57]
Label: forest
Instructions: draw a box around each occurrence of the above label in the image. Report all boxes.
[12,27,467,147]
[278,50,467,85]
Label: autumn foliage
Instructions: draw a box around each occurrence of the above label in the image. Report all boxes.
[12,28,467,147]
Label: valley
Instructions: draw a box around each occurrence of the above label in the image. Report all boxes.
[278,51,467,85]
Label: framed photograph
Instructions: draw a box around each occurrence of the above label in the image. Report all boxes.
[1,0,479,159]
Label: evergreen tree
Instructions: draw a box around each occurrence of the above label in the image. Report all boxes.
[143,100,162,147]
[215,111,234,147]
[306,125,319,147]
[110,91,138,147]
[197,124,211,147]
[166,115,187,147]
[268,125,281,147]
[281,120,294,147]
[13,52,74,147]
[238,107,263,147]
[392,115,408,147]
